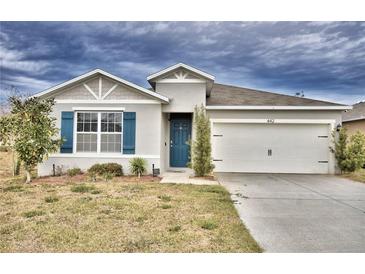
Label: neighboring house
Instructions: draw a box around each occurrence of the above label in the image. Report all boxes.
[34,63,350,176]
[342,101,365,135]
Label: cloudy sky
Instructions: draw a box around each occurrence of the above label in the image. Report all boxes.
[0,21,364,104]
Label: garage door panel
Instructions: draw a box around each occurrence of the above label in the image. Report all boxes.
[212,123,329,174]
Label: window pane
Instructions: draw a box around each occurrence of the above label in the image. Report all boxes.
[108,123,114,132]
[91,122,98,132]
[91,113,98,122]
[84,123,90,132]
[108,113,114,123]
[76,133,97,152]
[100,133,121,152]
[101,113,107,122]
[115,113,122,123]
[101,122,107,132]
[85,113,91,122]
[77,113,83,122]
[77,123,83,132]
[115,123,121,132]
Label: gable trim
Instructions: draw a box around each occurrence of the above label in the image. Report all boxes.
[147,63,215,82]
[32,69,169,103]
[55,99,161,104]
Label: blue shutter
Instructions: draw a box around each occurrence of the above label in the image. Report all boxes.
[123,112,136,154]
[60,112,74,153]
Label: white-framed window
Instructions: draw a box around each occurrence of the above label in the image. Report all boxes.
[75,111,123,153]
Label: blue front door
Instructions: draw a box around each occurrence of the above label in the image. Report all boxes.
[170,115,191,167]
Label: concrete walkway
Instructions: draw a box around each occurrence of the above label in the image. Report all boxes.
[218,173,365,252]
[161,169,218,185]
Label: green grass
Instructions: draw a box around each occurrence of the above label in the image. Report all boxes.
[70,184,96,193]
[200,220,218,230]
[0,151,262,252]
[44,196,59,203]
[22,210,45,218]
[158,195,171,202]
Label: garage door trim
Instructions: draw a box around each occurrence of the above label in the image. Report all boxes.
[210,118,336,174]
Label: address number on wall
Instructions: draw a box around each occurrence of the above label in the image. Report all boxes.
[267,119,275,123]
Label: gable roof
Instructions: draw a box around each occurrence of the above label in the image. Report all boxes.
[206,83,350,110]
[33,69,169,103]
[147,63,215,82]
[342,101,365,122]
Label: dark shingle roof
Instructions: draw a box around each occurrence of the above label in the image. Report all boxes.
[206,83,345,106]
[342,101,365,122]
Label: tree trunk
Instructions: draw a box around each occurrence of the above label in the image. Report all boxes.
[25,169,32,183]
[138,172,141,179]
[12,149,15,177]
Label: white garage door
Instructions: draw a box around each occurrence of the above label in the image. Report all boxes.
[212,123,330,174]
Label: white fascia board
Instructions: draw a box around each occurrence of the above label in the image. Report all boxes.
[32,69,169,103]
[55,99,160,104]
[147,63,215,81]
[206,105,352,110]
[72,107,125,111]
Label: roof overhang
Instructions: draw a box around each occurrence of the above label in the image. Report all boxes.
[206,105,352,110]
[32,69,169,103]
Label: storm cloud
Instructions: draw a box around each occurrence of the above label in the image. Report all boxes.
[1,21,364,104]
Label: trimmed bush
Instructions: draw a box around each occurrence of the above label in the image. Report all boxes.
[88,163,123,177]
[67,167,82,177]
[129,157,147,178]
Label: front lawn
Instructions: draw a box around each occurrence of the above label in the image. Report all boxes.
[0,151,261,252]
[341,169,365,184]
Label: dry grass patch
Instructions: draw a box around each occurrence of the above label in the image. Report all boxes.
[0,151,261,252]
[341,169,365,184]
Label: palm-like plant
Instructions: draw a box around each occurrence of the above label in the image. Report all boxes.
[129,157,147,178]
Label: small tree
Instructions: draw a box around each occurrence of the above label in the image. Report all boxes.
[191,105,214,176]
[0,97,62,183]
[332,128,365,173]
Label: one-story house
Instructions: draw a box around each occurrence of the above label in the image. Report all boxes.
[342,101,365,135]
[34,63,351,176]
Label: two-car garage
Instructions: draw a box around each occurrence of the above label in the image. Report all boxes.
[212,121,332,174]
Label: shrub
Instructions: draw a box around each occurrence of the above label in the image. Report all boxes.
[103,172,114,182]
[88,163,123,176]
[191,105,214,176]
[90,189,102,195]
[70,184,95,193]
[67,167,82,177]
[200,220,218,230]
[44,196,59,203]
[22,210,45,218]
[332,128,365,173]
[129,157,147,178]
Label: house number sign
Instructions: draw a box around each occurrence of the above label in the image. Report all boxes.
[267,119,275,123]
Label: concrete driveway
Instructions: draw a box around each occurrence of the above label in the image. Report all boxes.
[217,173,365,252]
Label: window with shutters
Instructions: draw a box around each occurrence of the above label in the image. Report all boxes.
[75,112,123,153]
